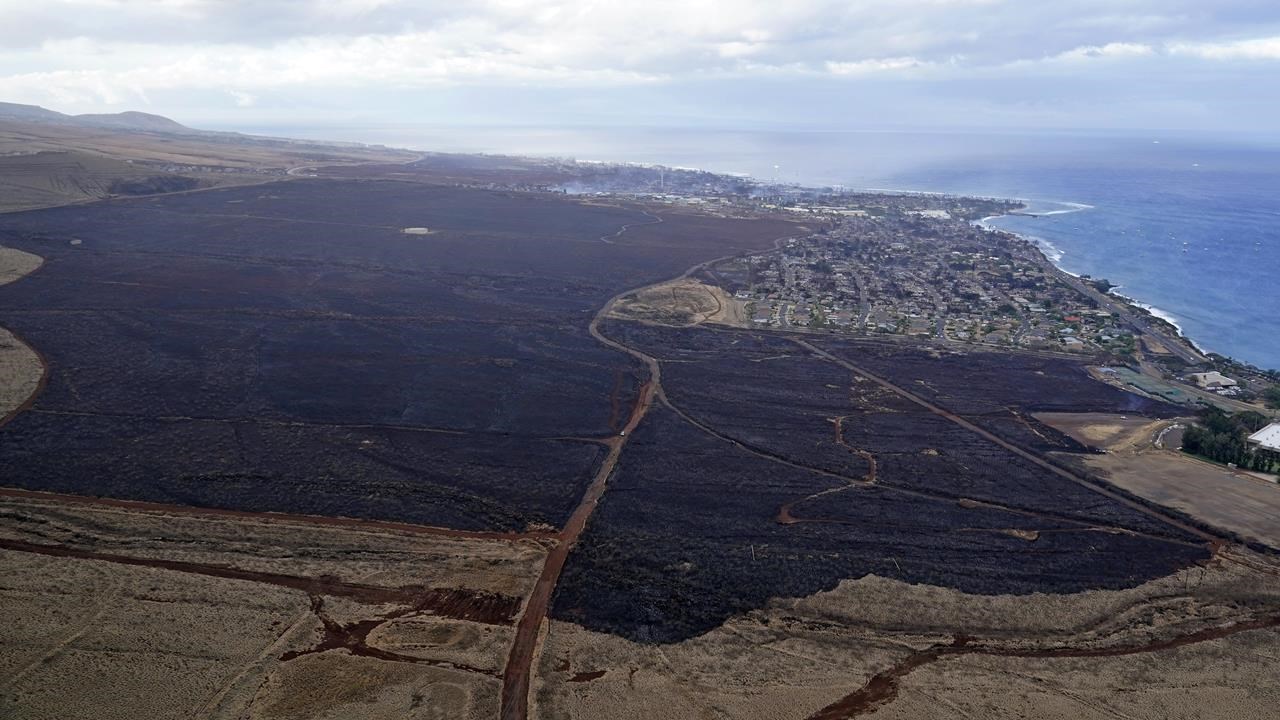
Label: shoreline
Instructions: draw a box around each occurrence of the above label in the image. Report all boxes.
[969,203,1230,365]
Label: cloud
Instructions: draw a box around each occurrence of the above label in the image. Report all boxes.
[1050,42,1155,62]
[0,0,1278,131]
[825,57,930,76]
[1167,35,1280,60]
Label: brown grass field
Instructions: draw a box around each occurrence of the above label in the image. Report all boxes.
[0,119,414,212]
[1038,412,1280,548]
[532,562,1280,720]
[0,492,546,720]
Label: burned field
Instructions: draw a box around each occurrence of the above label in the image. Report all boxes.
[553,322,1210,642]
[0,179,797,531]
[811,337,1184,453]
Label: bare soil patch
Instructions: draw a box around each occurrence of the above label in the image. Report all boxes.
[608,278,747,327]
[1037,412,1280,548]
[1084,452,1280,548]
[1035,410,1170,451]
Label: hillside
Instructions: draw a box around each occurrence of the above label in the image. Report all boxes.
[0,102,416,212]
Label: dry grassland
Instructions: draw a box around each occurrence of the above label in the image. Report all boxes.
[533,559,1280,720]
[1038,412,1280,548]
[0,247,43,421]
[0,494,546,720]
[0,246,41,286]
[0,120,414,212]
[874,626,1280,719]
[0,326,41,422]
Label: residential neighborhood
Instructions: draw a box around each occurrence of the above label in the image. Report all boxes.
[715,202,1135,356]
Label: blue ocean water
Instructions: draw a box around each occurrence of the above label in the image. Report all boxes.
[246,124,1280,369]
[885,136,1280,371]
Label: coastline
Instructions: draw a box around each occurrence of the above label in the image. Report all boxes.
[1107,290,1207,355]
[969,202,1221,363]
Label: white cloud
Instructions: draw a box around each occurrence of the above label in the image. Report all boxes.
[0,0,1278,124]
[1051,42,1155,62]
[1167,36,1280,60]
[825,57,930,76]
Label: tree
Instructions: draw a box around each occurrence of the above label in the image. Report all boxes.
[1263,386,1280,410]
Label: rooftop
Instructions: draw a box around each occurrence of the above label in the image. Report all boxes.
[1248,423,1280,452]
[1190,371,1238,388]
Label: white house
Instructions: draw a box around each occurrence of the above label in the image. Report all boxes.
[1248,423,1280,453]
[1188,371,1238,390]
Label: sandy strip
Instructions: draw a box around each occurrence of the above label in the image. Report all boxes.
[0,246,45,423]
[0,245,42,286]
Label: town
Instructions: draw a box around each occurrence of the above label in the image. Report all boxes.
[712,201,1135,357]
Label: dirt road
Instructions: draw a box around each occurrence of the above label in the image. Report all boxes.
[792,339,1223,546]
[0,536,521,623]
[808,611,1280,718]
[498,223,802,720]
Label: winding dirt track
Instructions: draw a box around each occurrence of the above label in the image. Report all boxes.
[807,613,1280,719]
[776,416,877,525]
[497,318,661,720]
[0,537,521,623]
[597,210,663,244]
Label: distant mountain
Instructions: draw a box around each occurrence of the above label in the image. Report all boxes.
[74,111,191,133]
[0,102,193,134]
[0,102,68,123]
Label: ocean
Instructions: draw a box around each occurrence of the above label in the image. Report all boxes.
[241,124,1280,370]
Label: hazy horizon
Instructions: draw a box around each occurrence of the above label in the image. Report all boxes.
[3,1,1280,137]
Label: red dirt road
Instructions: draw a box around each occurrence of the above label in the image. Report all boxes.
[807,613,1280,719]
[498,368,660,720]
[497,221,796,720]
[0,537,522,624]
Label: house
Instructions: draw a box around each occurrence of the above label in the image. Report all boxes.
[1248,423,1280,453]
[1188,371,1238,390]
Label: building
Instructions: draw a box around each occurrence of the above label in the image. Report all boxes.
[1189,371,1238,390]
[1248,423,1280,454]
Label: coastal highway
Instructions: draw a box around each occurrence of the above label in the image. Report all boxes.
[1030,253,1205,366]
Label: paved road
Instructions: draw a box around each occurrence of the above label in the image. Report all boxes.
[1038,256,1205,365]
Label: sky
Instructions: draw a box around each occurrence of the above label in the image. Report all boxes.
[2,0,1279,136]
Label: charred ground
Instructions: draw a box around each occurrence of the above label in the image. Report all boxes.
[0,179,797,531]
[552,322,1209,642]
